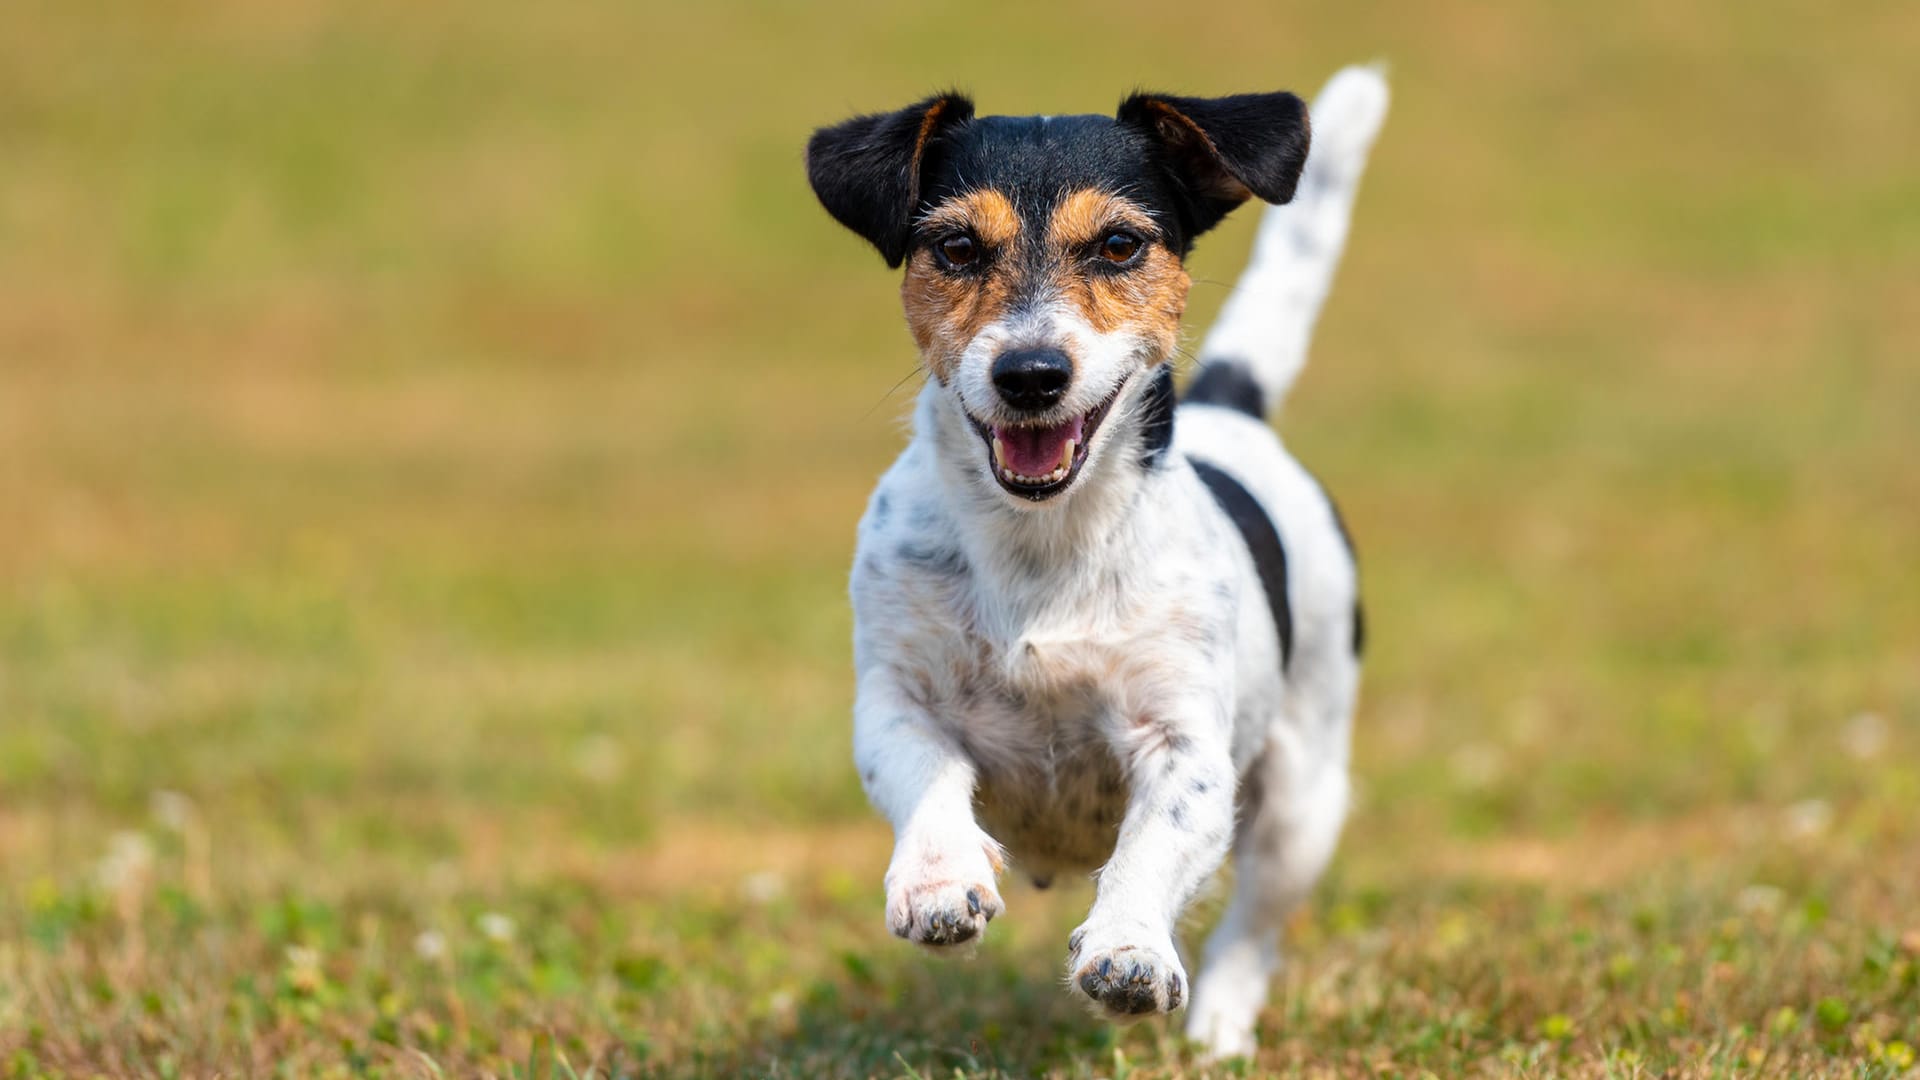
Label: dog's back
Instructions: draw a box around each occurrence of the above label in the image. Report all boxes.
[1178,64,1388,763]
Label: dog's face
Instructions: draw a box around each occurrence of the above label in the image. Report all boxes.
[810,91,1309,502]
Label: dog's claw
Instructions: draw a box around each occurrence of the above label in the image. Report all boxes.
[886,872,1003,949]
[921,905,977,945]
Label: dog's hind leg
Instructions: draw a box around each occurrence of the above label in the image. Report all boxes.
[1184,706,1352,1059]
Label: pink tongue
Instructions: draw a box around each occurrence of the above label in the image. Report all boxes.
[994,416,1084,476]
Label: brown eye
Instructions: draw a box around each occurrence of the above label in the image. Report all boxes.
[1101,232,1141,264]
[938,234,977,268]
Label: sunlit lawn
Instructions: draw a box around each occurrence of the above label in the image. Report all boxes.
[2,1,1917,1076]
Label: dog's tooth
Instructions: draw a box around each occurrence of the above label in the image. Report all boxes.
[992,436,1009,471]
[1058,438,1076,472]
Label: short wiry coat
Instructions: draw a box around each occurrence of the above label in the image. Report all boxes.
[808,68,1388,1058]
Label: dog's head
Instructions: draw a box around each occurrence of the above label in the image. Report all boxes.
[809,90,1308,503]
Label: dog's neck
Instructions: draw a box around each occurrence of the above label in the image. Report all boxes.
[918,365,1178,608]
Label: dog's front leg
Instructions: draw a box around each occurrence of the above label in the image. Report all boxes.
[1069,698,1236,1019]
[854,671,1005,948]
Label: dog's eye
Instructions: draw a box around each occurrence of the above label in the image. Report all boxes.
[937,233,978,269]
[1100,232,1142,265]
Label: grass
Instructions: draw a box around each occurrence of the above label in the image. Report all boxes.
[2,0,1918,1075]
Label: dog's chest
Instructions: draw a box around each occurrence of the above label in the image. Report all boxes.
[923,548,1224,877]
[952,648,1136,878]
[860,471,1230,878]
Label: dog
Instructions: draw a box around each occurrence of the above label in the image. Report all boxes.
[805,65,1388,1058]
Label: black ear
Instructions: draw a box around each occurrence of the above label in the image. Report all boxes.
[1116,91,1311,239]
[806,93,975,268]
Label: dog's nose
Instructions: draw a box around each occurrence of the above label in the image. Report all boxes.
[991,348,1073,411]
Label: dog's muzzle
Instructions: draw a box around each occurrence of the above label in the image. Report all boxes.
[967,376,1128,501]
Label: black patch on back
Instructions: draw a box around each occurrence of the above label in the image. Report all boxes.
[1183,361,1265,417]
[1189,459,1293,670]
[1136,365,1177,468]
[1328,496,1365,656]
[1307,470,1366,658]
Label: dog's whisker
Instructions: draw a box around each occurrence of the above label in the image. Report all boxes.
[865,364,930,419]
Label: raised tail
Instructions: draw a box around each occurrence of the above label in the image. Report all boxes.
[1185,64,1390,418]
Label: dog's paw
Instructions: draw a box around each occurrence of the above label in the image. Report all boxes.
[1067,923,1187,1020]
[886,878,1003,947]
[884,829,1005,949]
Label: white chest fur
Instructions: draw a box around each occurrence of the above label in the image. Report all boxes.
[852,414,1246,880]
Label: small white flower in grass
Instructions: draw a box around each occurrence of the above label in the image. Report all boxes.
[1842,712,1888,760]
[95,831,154,892]
[1783,798,1832,839]
[741,870,785,906]
[284,945,324,994]
[150,790,195,832]
[477,912,516,943]
[1736,884,1784,916]
[413,930,448,961]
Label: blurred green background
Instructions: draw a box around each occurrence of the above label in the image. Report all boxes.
[1,2,1916,1076]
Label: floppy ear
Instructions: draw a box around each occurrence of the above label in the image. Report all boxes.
[1116,91,1311,239]
[806,93,975,268]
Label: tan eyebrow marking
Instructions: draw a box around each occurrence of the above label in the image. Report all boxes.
[1046,189,1159,249]
[918,189,1020,247]
[1046,188,1191,341]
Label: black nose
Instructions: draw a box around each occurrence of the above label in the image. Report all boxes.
[991,347,1073,411]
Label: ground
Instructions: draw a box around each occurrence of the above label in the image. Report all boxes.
[1,1,1918,1077]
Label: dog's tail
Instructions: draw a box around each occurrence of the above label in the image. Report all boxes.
[1185,64,1389,418]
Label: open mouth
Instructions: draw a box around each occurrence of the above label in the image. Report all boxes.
[966,378,1129,501]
